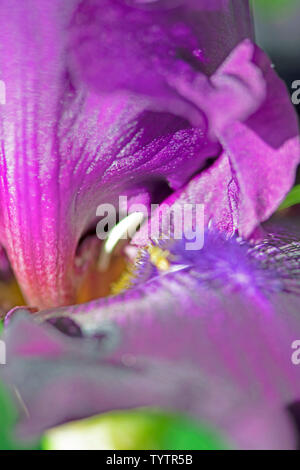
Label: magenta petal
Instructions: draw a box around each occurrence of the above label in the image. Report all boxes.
[0,0,78,307]
[0,0,221,308]
[45,232,300,413]
[69,2,258,134]
[0,86,218,307]
[133,151,237,244]
[167,39,267,137]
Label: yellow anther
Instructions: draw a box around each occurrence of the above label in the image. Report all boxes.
[148,246,170,271]
[110,268,134,295]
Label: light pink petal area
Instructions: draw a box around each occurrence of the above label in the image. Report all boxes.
[0,0,297,311]
[0,0,77,308]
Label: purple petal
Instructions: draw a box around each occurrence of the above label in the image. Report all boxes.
[0,0,297,311]
[1,313,249,445]
[3,229,300,448]
[0,0,78,308]
[40,229,300,407]
[70,0,253,101]
[220,46,300,236]
[0,0,221,308]
[134,42,300,244]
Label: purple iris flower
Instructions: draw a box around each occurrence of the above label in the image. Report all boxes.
[0,0,299,450]
[0,0,298,308]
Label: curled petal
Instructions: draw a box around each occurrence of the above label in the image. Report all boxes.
[220,47,300,236]
[134,42,300,243]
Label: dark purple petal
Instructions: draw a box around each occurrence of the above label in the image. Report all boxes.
[134,42,300,244]
[70,0,253,99]
[220,46,300,236]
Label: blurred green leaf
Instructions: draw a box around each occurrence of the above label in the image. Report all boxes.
[0,381,41,450]
[252,0,298,14]
[278,185,300,211]
[0,382,17,449]
[43,408,229,450]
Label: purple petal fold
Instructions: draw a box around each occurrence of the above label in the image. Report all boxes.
[70,0,253,99]
[134,43,300,244]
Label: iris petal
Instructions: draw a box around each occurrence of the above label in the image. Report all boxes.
[134,42,300,244]
[0,0,298,311]
[0,0,223,307]
[0,0,250,308]
[2,229,300,448]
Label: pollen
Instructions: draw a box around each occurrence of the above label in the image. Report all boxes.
[110,265,135,295]
[148,246,170,272]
